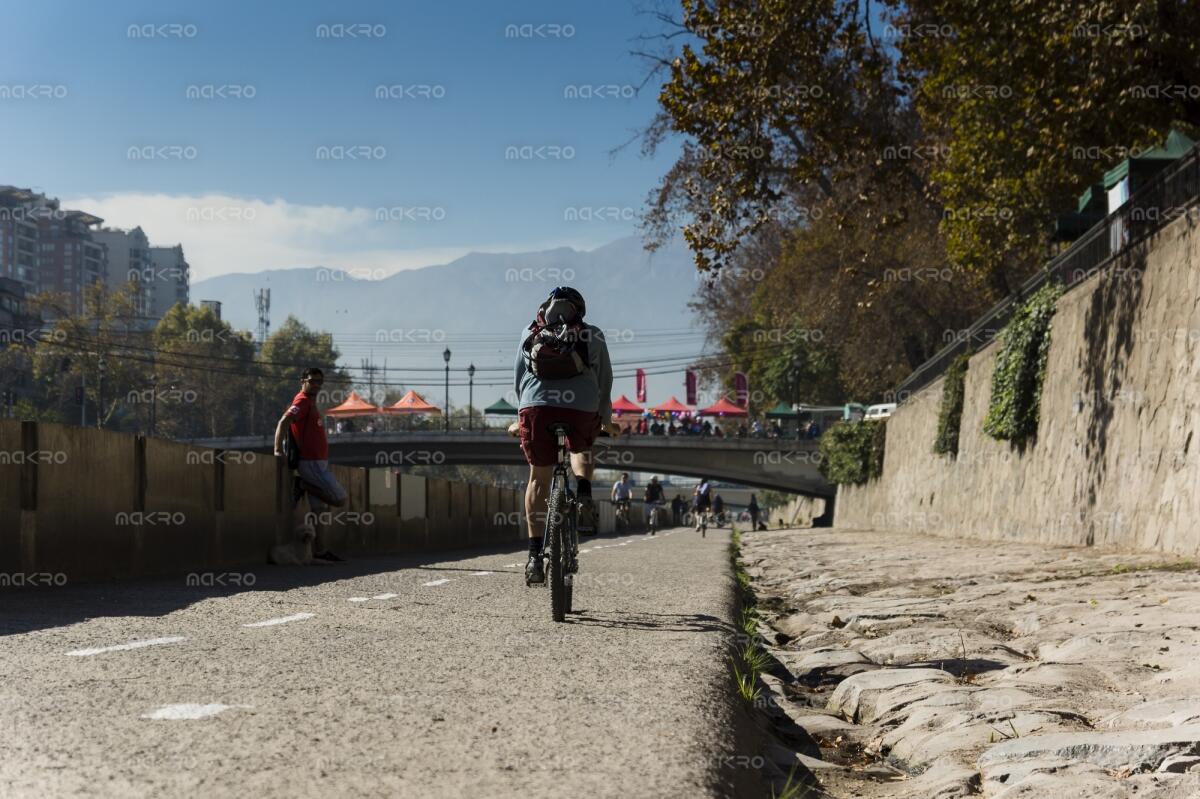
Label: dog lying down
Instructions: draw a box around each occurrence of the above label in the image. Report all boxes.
[268,521,331,566]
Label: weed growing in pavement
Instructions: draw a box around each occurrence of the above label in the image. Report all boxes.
[731,659,763,703]
[728,528,772,704]
[772,765,812,799]
[987,720,1022,743]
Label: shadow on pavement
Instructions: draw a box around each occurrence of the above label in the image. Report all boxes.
[0,542,524,638]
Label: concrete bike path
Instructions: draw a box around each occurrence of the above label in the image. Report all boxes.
[0,527,755,798]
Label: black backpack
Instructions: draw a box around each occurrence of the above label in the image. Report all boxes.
[522,321,591,380]
[282,427,301,470]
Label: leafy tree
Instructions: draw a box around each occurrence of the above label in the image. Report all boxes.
[648,0,916,272]
[153,304,257,438]
[22,284,150,430]
[896,0,1200,285]
[258,315,350,430]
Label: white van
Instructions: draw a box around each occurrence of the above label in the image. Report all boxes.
[865,403,897,421]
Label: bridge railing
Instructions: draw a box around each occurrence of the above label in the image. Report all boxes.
[891,142,1200,403]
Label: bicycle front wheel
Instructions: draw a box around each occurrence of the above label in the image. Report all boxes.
[546,487,568,622]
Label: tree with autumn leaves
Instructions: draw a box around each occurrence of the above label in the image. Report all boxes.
[648,0,1200,401]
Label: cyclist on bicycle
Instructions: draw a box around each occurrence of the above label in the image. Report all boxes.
[511,287,617,584]
[643,475,665,532]
[611,472,633,525]
[693,477,712,530]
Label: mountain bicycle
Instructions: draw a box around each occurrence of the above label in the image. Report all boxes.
[539,422,583,622]
[646,501,663,535]
[694,505,710,537]
[614,498,631,532]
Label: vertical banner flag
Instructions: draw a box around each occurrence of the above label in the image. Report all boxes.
[636,368,646,403]
[734,372,749,407]
[685,370,697,406]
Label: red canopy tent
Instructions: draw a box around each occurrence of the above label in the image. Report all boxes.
[383,390,442,416]
[325,391,380,417]
[697,396,749,417]
[610,394,644,415]
[650,396,693,416]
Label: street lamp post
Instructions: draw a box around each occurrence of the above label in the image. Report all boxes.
[443,347,451,432]
[792,355,803,440]
[467,363,475,431]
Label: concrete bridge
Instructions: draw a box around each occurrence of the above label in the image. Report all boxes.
[191,430,833,497]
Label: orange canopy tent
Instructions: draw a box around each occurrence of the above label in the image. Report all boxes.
[610,394,644,415]
[384,390,442,416]
[650,396,693,416]
[697,396,749,417]
[325,391,380,417]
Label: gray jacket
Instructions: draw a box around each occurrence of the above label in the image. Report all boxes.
[514,323,613,419]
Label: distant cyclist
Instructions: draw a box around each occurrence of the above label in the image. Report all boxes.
[511,287,617,584]
[611,472,633,526]
[643,476,665,533]
[693,477,712,530]
[713,493,725,525]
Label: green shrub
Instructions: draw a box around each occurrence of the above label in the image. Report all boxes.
[982,283,1064,445]
[819,419,887,484]
[934,353,970,456]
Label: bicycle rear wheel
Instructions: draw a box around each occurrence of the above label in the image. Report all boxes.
[546,486,568,622]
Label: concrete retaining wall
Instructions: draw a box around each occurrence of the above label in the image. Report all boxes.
[0,420,525,586]
[836,209,1200,555]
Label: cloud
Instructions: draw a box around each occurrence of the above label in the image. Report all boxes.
[62,192,598,282]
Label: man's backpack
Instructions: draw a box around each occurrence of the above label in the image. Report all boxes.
[282,426,301,470]
[522,319,591,380]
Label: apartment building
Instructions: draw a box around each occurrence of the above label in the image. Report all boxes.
[93,226,155,321]
[38,209,107,314]
[0,186,46,293]
[148,244,189,318]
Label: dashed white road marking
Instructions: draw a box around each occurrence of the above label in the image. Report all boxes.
[371,593,399,600]
[469,571,493,576]
[143,703,251,720]
[242,613,315,628]
[67,636,186,657]
[424,579,451,587]
[348,597,369,603]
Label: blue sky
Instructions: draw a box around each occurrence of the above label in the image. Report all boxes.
[0,0,681,280]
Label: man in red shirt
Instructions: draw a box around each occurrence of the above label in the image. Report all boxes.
[273,367,347,562]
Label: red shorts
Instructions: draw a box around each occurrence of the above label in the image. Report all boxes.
[518,406,601,467]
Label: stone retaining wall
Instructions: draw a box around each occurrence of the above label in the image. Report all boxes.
[836,210,1200,555]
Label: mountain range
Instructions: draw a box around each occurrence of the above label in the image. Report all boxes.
[190,236,711,403]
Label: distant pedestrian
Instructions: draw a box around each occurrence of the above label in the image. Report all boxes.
[274,367,348,563]
[748,493,760,531]
[671,494,684,526]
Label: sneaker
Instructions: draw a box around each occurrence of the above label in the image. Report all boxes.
[313,550,345,563]
[525,553,545,585]
[577,498,598,535]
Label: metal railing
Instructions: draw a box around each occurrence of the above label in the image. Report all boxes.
[891,142,1200,403]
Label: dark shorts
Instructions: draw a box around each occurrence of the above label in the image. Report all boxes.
[518,406,601,467]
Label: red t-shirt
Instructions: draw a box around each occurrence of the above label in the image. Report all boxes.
[287,391,328,460]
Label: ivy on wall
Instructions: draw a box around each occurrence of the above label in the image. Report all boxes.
[934,353,971,457]
[820,419,887,485]
[982,283,1065,445]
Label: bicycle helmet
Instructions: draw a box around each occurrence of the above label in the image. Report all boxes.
[542,286,586,322]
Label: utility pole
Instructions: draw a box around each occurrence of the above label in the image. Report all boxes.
[97,356,107,429]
